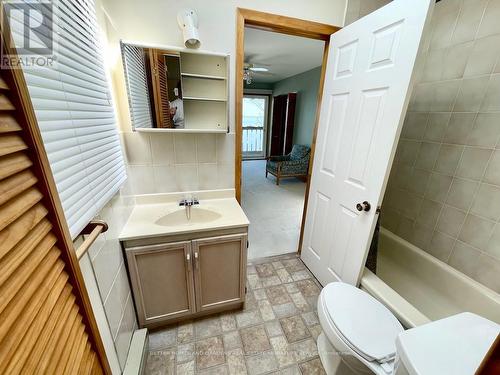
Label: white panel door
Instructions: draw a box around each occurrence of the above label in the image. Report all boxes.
[301,0,433,286]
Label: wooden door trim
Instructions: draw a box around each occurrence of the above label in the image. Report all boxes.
[0,18,111,374]
[235,8,341,254]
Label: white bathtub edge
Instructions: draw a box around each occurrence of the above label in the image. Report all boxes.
[361,268,431,328]
[381,228,500,304]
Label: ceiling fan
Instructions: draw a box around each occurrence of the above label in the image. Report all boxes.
[243,62,271,84]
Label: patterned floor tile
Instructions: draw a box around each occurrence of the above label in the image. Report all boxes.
[265,320,283,337]
[279,315,311,343]
[299,357,327,374]
[145,254,326,375]
[196,336,225,370]
[177,343,195,363]
[240,325,271,354]
[236,309,263,328]
[282,258,305,272]
[223,330,242,351]
[149,327,177,350]
[227,348,247,374]
[245,350,279,375]
[220,313,237,332]
[177,360,195,375]
[266,285,291,305]
[302,311,319,327]
[195,316,222,339]
[146,350,175,375]
[295,279,321,297]
[178,321,194,344]
[255,263,276,278]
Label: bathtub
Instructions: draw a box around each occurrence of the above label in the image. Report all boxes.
[360,228,500,328]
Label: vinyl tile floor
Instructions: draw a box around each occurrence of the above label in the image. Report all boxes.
[145,253,326,375]
[241,160,307,260]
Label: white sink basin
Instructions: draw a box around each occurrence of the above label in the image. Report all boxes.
[155,207,222,227]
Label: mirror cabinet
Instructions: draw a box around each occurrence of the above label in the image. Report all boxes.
[121,42,229,133]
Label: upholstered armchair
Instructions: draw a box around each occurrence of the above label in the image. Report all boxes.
[266,144,311,185]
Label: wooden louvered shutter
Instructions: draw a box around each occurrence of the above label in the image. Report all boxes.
[0,26,110,375]
[148,48,173,128]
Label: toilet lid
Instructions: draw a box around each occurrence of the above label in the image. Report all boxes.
[323,282,404,363]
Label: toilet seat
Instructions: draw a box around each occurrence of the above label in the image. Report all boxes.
[322,282,404,364]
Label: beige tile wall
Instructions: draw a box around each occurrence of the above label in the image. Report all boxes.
[120,131,235,195]
[76,190,138,370]
[343,0,391,26]
[381,0,500,293]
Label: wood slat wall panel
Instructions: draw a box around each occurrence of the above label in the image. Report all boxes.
[47,314,83,374]
[0,152,32,180]
[0,76,9,90]
[22,291,75,372]
[0,256,64,373]
[0,20,109,374]
[0,134,26,156]
[73,335,90,374]
[0,231,56,313]
[4,286,72,373]
[0,220,53,285]
[0,203,48,260]
[0,114,21,133]
[58,323,86,374]
[79,343,92,374]
[0,169,37,206]
[33,305,79,373]
[0,93,15,110]
[0,187,43,231]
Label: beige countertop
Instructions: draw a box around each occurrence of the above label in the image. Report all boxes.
[119,191,249,241]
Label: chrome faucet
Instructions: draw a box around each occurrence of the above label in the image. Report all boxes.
[179,196,199,220]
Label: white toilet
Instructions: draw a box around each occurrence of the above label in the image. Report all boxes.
[317,282,500,375]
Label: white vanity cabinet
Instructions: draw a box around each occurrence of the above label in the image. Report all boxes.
[125,229,247,328]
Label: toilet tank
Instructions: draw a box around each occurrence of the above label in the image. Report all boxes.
[393,312,499,375]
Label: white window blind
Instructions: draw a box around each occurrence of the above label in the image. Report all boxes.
[10,0,126,238]
[121,43,153,129]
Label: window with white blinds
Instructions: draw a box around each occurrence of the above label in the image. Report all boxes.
[10,0,126,238]
[121,43,153,129]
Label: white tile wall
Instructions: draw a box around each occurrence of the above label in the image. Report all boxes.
[76,190,138,370]
[380,0,500,293]
[121,131,235,195]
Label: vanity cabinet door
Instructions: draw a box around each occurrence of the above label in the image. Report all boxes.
[127,241,195,327]
[192,233,247,312]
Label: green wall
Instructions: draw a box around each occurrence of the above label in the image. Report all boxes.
[272,66,321,146]
[244,81,274,90]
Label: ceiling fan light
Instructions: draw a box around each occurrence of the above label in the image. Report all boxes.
[250,67,269,72]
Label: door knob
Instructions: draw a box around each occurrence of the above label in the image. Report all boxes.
[356,201,371,212]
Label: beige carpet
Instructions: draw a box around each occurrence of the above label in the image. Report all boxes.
[242,160,306,259]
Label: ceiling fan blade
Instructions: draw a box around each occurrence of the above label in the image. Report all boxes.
[249,67,269,72]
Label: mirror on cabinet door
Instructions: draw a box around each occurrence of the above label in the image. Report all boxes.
[121,42,229,133]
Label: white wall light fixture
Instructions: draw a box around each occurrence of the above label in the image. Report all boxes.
[177,9,201,48]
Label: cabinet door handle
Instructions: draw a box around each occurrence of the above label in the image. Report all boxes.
[186,252,192,272]
[194,252,199,269]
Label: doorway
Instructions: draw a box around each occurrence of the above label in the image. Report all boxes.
[242,94,269,159]
[235,9,339,259]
